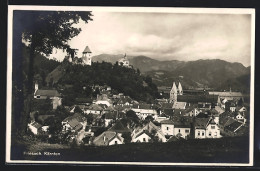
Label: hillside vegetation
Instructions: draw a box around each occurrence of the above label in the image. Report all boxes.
[47,60,159,104]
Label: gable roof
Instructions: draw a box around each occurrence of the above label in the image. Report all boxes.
[135,130,151,139]
[172,102,186,109]
[224,121,243,132]
[93,131,117,146]
[88,104,104,111]
[83,46,91,53]
[194,118,210,129]
[108,121,131,133]
[35,89,61,97]
[30,121,42,129]
[161,119,174,125]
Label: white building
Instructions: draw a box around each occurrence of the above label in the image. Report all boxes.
[118,53,130,67]
[132,131,151,143]
[194,117,221,139]
[82,46,92,66]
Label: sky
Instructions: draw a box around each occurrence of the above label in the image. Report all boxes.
[50,11,252,67]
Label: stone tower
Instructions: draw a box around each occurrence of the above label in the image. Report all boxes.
[170,82,178,103]
[178,82,183,95]
[82,46,92,66]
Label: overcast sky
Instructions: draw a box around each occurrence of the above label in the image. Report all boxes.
[51,12,252,67]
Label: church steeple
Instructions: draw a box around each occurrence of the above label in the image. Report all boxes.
[170,82,178,103]
[178,82,183,95]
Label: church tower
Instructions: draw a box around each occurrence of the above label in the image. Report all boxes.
[82,46,92,66]
[178,82,183,95]
[170,82,178,103]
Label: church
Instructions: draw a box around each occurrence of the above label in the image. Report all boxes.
[169,82,183,103]
[118,53,130,67]
[65,46,92,66]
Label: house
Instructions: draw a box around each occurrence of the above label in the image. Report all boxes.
[194,117,221,139]
[33,83,62,109]
[104,111,119,127]
[116,96,134,106]
[173,121,191,139]
[131,104,158,120]
[234,112,245,122]
[214,106,225,115]
[208,91,244,105]
[85,104,105,115]
[131,121,167,142]
[107,120,131,133]
[236,106,247,113]
[28,121,42,135]
[96,94,113,107]
[131,130,151,143]
[198,102,211,110]
[186,107,200,117]
[160,120,175,136]
[93,131,124,146]
[62,113,87,132]
[224,121,245,136]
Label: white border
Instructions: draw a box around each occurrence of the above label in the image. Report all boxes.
[6,5,255,166]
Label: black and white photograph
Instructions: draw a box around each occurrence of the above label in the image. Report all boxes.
[6,6,255,166]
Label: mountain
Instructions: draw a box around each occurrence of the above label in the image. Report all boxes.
[91,54,249,90]
[144,59,249,90]
[92,54,135,64]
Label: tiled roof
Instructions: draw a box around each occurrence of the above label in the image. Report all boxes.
[93,131,117,146]
[172,102,186,109]
[177,95,218,103]
[105,111,118,119]
[30,121,42,129]
[88,104,104,111]
[83,46,91,53]
[135,130,151,139]
[224,121,243,132]
[208,91,243,97]
[108,121,131,133]
[35,89,61,97]
[160,103,174,109]
[194,118,210,129]
[160,119,174,125]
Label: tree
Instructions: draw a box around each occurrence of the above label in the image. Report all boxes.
[13,11,92,134]
[122,132,132,143]
[74,106,83,114]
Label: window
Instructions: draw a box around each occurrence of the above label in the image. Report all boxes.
[209,132,212,136]
[143,138,146,142]
[114,141,117,144]
[211,126,215,129]
[179,129,181,133]
[198,131,200,136]
[166,127,169,130]
[185,129,189,133]
[37,95,40,99]
[202,132,204,136]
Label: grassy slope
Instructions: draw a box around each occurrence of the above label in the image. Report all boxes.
[12,136,249,163]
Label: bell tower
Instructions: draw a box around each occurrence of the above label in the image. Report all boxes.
[170,82,178,103]
[82,46,92,66]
